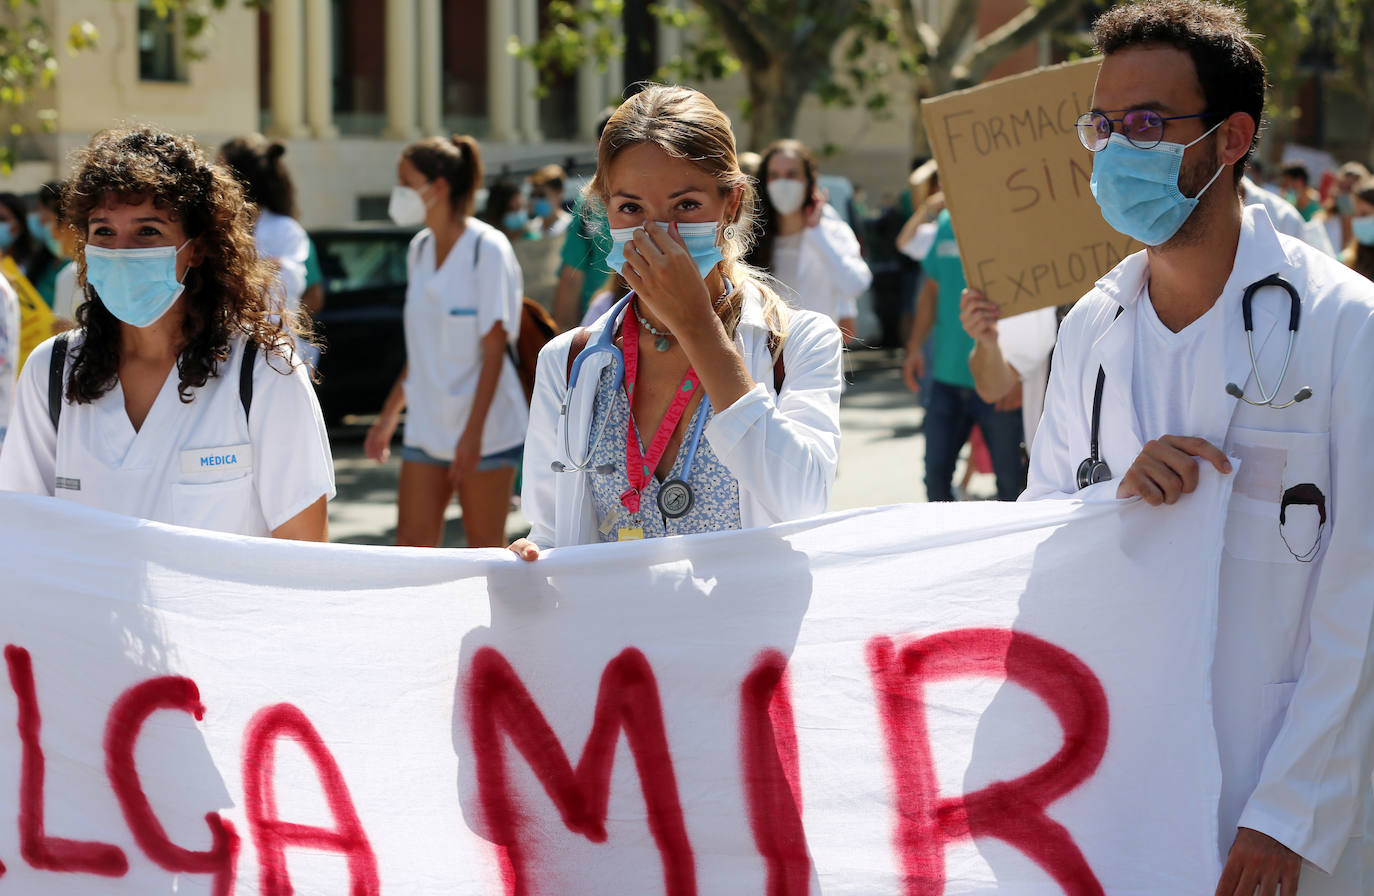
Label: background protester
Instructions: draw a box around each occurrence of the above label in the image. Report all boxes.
[1321,161,1370,251]
[482,178,533,243]
[552,109,617,329]
[747,138,870,343]
[510,84,842,559]
[895,159,940,343]
[33,181,82,330]
[1342,175,1374,281]
[218,134,320,367]
[902,207,1025,502]
[958,289,1060,454]
[0,127,333,540]
[1241,174,1334,254]
[0,192,58,306]
[526,164,572,238]
[1278,163,1321,221]
[366,135,527,548]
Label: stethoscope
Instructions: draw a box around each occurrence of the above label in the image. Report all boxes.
[1077,275,1312,491]
[550,292,711,519]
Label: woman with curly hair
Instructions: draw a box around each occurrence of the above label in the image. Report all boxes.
[509,85,842,558]
[0,127,334,540]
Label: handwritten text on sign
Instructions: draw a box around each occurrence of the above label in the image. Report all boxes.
[923,58,1142,315]
[0,485,1231,893]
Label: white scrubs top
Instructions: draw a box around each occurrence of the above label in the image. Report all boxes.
[402,219,527,460]
[0,334,335,537]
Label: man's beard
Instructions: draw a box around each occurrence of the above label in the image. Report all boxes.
[1162,142,1227,249]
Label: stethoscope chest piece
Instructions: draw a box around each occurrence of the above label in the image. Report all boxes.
[658,479,695,519]
[1076,457,1112,491]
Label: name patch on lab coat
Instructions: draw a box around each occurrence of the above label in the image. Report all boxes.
[180,444,253,475]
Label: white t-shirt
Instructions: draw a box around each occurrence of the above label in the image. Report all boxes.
[1132,287,1224,442]
[52,262,81,321]
[0,334,335,536]
[254,210,309,315]
[771,232,804,296]
[0,277,18,449]
[402,219,528,459]
[997,306,1058,450]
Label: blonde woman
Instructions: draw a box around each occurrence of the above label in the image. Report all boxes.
[510,85,843,558]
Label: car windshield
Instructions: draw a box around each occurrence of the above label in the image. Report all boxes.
[315,232,411,293]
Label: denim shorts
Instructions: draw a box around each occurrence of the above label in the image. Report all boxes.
[400,443,524,472]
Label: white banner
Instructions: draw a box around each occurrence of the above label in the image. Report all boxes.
[0,472,1233,895]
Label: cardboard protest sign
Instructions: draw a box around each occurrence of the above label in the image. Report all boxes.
[0,481,1235,894]
[3,256,54,368]
[922,57,1142,316]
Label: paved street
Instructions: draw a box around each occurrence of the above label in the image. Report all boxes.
[327,349,998,547]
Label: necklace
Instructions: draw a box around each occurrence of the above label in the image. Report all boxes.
[633,286,733,353]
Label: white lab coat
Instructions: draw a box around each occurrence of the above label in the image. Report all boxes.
[1026,206,1374,889]
[773,210,872,323]
[521,285,843,549]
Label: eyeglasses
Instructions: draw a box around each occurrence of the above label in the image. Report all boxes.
[1075,109,1214,152]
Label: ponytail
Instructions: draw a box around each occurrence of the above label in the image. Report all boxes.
[403,135,484,216]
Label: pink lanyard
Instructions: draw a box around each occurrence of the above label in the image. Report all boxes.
[619,303,700,515]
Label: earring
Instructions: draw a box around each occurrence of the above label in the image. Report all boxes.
[722,223,738,242]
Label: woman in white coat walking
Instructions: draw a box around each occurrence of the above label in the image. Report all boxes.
[509,85,843,558]
[748,139,871,343]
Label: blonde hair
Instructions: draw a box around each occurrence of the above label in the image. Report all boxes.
[587,84,789,348]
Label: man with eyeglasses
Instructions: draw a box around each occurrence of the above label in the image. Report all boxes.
[1021,2,1374,894]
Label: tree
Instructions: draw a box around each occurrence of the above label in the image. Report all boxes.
[1238,0,1366,160]
[892,0,1085,155]
[0,0,262,170]
[518,0,892,150]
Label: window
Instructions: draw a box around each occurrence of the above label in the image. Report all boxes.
[138,0,187,83]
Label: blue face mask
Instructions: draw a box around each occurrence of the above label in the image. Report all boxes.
[503,209,529,232]
[0,221,14,251]
[85,241,190,328]
[27,213,62,257]
[1089,123,1226,247]
[1353,216,1374,247]
[604,221,724,279]
[531,197,553,218]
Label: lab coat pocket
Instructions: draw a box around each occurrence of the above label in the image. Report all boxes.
[1223,427,1330,565]
[171,475,257,534]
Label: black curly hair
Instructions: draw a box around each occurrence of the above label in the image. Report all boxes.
[65,126,303,404]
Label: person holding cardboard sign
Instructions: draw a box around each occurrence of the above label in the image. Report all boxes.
[1024,3,1374,893]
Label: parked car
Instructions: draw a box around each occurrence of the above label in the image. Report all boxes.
[308,225,415,424]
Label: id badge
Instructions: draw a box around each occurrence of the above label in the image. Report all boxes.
[617,526,645,541]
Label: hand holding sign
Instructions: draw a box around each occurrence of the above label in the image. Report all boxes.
[922,58,1142,317]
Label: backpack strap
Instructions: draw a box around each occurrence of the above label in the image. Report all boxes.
[564,327,592,384]
[47,332,69,431]
[239,339,258,421]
